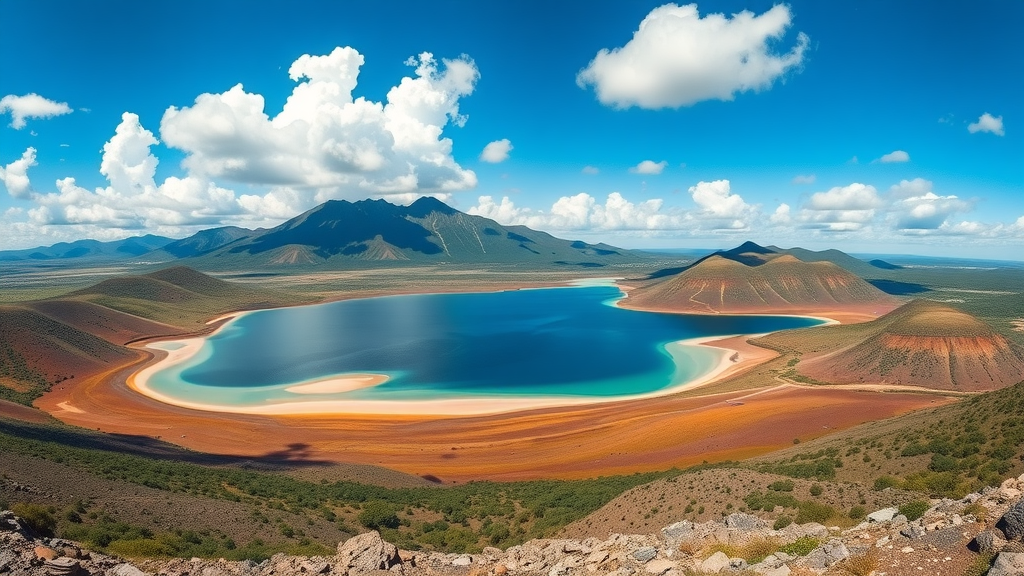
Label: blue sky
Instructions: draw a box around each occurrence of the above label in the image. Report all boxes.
[1,0,1021,258]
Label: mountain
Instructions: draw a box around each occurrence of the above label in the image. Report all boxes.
[625,252,898,314]
[0,235,172,262]
[184,197,643,268]
[798,299,1024,391]
[646,241,900,280]
[155,226,254,258]
[771,246,899,277]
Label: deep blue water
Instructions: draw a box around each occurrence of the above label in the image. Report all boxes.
[146,284,822,407]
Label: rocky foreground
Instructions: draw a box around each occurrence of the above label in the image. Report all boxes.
[4,475,1024,576]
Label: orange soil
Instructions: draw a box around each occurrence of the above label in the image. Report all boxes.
[35,349,946,482]
[22,293,946,483]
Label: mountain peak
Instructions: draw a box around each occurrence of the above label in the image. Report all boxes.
[725,241,775,255]
[407,196,458,218]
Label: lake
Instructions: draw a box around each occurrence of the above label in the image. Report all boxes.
[141,283,823,411]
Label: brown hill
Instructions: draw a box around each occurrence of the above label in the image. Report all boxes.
[25,300,179,345]
[0,305,137,395]
[625,254,897,314]
[799,299,1024,391]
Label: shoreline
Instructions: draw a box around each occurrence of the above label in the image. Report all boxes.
[123,281,838,417]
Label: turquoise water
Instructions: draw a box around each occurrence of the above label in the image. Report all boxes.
[145,284,823,408]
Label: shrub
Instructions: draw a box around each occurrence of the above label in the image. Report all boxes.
[898,500,930,521]
[11,503,56,536]
[779,536,819,557]
[848,506,866,520]
[358,501,400,530]
[769,480,795,492]
[873,476,899,491]
[809,484,823,497]
[773,516,792,530]
[795,501,835,524]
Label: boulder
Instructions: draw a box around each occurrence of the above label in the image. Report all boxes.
[996,499,1024,541]
[866,507,898,523]
[989,552,1024,576]
[969,530,1005,554]
[900,523,925,540]
[45,557,81,576]
[35,546,59,560]
[724,513,766,531]
[335,532,401,573]
[800,540,849,571]
[632,548,658,563]
[699,552,730,574]
[762,566,791,576]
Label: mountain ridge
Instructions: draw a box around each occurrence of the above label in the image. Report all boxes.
[625,243,898,314]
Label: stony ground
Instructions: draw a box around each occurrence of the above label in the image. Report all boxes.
[4,474,1024,576]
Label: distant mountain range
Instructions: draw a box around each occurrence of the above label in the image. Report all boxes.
[0,235,172,262]
[0,197,644,269]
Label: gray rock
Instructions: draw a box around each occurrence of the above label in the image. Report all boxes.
[699,552,730,574]
[728,557,748,570]
[632,548,658,563]
[989,552,1024,576]
[900,523,925,539]
[335,532,401,573]
[997,499,1024,541]
[107,564,150,576]
[969,530,1005,554]
[761,566,791,576]
[800,540,849,570]
[660,521,693,544]
[451,556,472,567]
[866,507,898,523]
[0,551,16,573]
[724,513,767,531]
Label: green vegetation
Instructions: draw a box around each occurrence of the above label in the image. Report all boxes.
[898,500,929,521]
[779,536,820,557]
[0,419,667,553]
[0,340,50,405]
[756,448,842,481]
[11,502,57,536]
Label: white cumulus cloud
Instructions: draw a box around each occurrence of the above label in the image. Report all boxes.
[470,192,683,231]
[688,179,757,229]
[23,113,241,230]
[888,179,971,231]
[877,150,910,163]
[577,3,808,109]
[480,139,513,163]
[0,147,37,198]
[799,183,881,231]
[770,203,791,225]
[968,112,1005,136]
[629,160,667,175]
[0,93,73,129]
[160,47,479,205]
